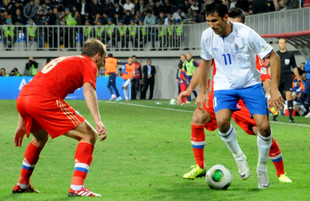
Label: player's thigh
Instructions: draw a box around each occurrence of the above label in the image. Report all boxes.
[65,120,97,145]
[238,84,268,115]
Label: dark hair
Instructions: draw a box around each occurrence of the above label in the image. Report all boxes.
[205,0,228,18]
[228,7,245,23]
[178,63,183,68]
[277,38,287,44]
[81,38,106,57]
[108,53,113,57]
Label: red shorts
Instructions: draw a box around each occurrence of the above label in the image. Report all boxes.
[16,95,85,139]
[232,100,256,135]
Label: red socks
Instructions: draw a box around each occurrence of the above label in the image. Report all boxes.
[71,142,94,186]
[18,140,43,185]
[191,124,205,169]
[269,138,285,177]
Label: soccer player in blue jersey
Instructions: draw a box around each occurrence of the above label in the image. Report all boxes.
[196,0,284,189]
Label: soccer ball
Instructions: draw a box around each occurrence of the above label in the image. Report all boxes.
[206,164,232,190]
[170,99,177,105]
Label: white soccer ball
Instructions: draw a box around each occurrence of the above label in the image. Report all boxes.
[170,99,176,105]
[206,164,232,190]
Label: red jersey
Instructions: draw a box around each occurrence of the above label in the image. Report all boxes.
[256,55,271,82]
[133,62,141,79]
[19,56,98,99]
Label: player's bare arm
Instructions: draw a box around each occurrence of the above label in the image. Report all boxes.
[268,51,285,110]
[177,67,201,104]
[83,82,107,141]
[197,59,212,111]
[14,114,27,147]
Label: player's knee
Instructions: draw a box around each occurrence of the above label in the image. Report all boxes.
[216,119,230,133]
[192,110,210,124]
[257,122,271,137]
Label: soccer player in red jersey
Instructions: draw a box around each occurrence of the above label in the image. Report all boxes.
[179,8,291,184]
[13,38,107,197]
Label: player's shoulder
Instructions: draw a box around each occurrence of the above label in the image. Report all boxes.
[201,27,214,39]
[233,22,256,37]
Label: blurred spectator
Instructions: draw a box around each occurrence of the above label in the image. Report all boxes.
[181,0,191,13]
[170,2,178,14]
[166,18,173,48]
[156,11,165,24]
[106,18,116,49]
[172,8,186,21]
[123,0,135,13]
[82,19,94,46]
[236,0,250,14]
[134,10,142,24]
[135,0,146,15]
[117,20,129,49]
[3,19,16,49]
[26,18,37,42]
[14,68,22,76]
[252,0,268,14]
[0,68,9,77]
[102,12,109,24]
[1,0,13,14]
[37,11,48,49]
[37,2,49,15]
[114,2,124,18]
[53,7,62,25]
[174,18,183,48]
[11,1,24,16]
[114,11,121,25]
[145,0,155,11]
[91,0,103,20]
[163,0,172,14]
[77,0,91,25]
[95,19,105,41]
[84,12,93,24]
[186,8,193,19]
[23,0,38,21]
[284,0,299,9]
[25,57,38,76]
[266,0,275,12]
[129,19,138,48]
[123,9,134,25]
[12,8,26,25]
[46,8,56,25]
[144,9,156,25]
[64,7,77,48]
[156,20,166,50]
[190,0,200,12]
[153,0,163,17]
[139,20,147,48]
[274,0,284,10]
[10,69,17,76]
[164,11,172,25]
[104,0,115,18]
[192,17,199,23]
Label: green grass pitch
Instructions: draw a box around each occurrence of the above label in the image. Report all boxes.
[0,99,309,201]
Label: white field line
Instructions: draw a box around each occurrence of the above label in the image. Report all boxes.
[101,101,310,127]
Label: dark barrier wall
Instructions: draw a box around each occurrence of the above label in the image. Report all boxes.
[0,77,128,100]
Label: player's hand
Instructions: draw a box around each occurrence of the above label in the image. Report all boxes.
[96,122,107,141]
[196,92,207,112]
[177,90,191,105]
[269,88,285,111]
[14,125,26,147]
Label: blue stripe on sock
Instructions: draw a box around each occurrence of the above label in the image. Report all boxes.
[192,144,205,149]
[22,165,34,171]
[219,126,234,138]
[74,167,89,173]
[271,156,283,162]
